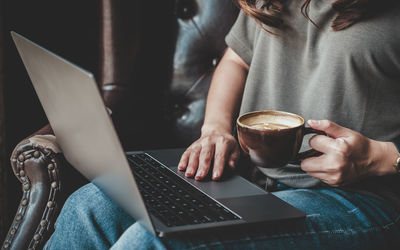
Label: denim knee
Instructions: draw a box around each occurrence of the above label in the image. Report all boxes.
[47,183,135,249]
[57,183,106,222]
[57,183,133,226]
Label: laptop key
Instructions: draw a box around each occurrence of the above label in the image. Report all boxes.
[217,215,228,221]
[202,215,214,223]
[128,155,145,167]
[191,219,200,224]
[129,153,240,227]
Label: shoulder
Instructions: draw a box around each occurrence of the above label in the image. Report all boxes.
[322,7,400,57]
[230,11,262,41]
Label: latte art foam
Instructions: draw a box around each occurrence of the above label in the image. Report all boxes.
[250,122,291,130]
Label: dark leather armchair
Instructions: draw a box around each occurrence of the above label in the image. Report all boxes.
[2,0,239,249]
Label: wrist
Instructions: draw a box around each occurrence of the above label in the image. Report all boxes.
[368,140,398,176]
[201,123,232,136]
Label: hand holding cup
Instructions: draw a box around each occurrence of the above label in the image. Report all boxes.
[237,110,325,168]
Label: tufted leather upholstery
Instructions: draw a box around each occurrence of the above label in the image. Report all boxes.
[2,0,239,249]
[102,0,239,149]
[168,0,239,145]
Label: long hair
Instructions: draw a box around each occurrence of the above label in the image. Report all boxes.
[237,0,384,32]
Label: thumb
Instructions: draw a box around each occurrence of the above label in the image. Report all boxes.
[307,120,352,138]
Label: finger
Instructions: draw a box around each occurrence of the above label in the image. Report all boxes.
[228,145,240,169]
[301,154,347,186]
[301,154,329,173]
[195,144,215,180]
[178,150,190,170]
[185,146,201,177]
[212,140,230,180]
[305,171,339,186]
[308,120,353,138]
[308,134,337,154]
[307,170,346,187]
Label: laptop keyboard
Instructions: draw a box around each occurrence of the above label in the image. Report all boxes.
[128,153,240,227]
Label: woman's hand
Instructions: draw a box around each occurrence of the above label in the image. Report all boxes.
[301,120,399,187]
[177,48,247,181]
[178,128,240,181]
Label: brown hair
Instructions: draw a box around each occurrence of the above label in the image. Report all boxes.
[237,0,383,32]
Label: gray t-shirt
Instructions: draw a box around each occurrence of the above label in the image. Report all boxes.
[225,1,400,189]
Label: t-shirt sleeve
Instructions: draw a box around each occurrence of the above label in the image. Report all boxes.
[225,11,258,66]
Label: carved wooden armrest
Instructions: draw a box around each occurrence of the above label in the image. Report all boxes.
[2,135,64,250]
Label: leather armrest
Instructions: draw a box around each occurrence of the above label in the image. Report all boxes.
[2,133,87,250]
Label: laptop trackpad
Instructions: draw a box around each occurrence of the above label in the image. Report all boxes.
[217,194,305,223]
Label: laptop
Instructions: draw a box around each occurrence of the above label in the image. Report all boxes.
[11,31,305,237]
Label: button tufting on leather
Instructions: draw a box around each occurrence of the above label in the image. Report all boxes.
[19,170,25,176]
[33,234,41,241]
[33,151,41,158]
[212,58,219,67]
[23,183,30,191]
[40,220,48,227]
[18,154,25,162]
[47,201,55,208]
[175,0,197,20]
[47,163,54,170]
[51,182,58,189]
[21,198,28,206]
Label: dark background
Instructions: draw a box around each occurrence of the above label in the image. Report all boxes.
[0,0,176,240]
[0,0,101,240]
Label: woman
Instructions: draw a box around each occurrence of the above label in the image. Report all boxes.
[45,0,400,249]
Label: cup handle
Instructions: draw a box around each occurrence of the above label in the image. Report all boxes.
[294,127,327,162]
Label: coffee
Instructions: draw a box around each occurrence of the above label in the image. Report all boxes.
[237,110,325,168]
[240,112,302,131]
[249,122,290,130]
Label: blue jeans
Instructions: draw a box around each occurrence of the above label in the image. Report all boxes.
[45,183,400,249]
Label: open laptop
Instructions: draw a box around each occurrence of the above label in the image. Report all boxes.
[11,31,305,237]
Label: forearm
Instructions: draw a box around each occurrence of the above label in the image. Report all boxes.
[202,48,249,135]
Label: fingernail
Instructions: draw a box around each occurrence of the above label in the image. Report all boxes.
[337,138,345,143]
[229,160,235,168]
[308,120,319,126]
[212,171,220,180]
[195,171,204,179]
